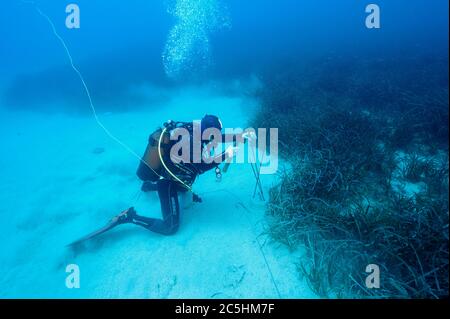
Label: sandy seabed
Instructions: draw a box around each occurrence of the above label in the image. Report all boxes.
[0,85,316,298]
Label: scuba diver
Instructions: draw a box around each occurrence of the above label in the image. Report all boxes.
[115,114,239,235]
[69,114,248,245]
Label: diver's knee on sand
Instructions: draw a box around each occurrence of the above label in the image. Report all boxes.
[131,213,179,236]
[158,221,179,236]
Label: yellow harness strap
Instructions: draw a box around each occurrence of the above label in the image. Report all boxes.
[157,127,193,191]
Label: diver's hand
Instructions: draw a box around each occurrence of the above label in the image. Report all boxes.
[242,130,257,142]
[225,146,239,159]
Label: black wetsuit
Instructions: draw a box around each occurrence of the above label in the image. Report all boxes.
[131,179,183,235]
[132,123,226,235]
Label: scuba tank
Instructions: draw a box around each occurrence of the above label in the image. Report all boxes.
[136,120,196,187]
[136,126,171,182]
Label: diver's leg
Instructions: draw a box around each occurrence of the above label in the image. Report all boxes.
[131,180,180,235]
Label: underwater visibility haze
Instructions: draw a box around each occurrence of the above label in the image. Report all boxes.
[0,0,448,299]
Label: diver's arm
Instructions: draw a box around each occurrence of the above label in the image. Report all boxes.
[221,130,257,145]
[196,131,250,173]
[220,132,245,145]
[196,151,226,173]
[196,146,238,173]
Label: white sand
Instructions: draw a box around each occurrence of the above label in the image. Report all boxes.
[0,85,315,298]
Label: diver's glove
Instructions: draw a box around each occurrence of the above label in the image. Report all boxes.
[225,145,239,159]
[242,130,257,142]
[192,193,203,203]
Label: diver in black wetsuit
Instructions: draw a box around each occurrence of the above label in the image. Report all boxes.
[113,114,240,235]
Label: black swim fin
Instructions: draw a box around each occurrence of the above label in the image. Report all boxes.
[67,207,136,247]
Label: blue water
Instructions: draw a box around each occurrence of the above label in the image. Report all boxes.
[1,0,447,109]
[0,0,448,298]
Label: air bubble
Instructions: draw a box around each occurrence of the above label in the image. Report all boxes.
[162,0,231,79]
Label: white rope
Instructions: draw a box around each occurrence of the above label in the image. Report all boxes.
[22,0,161,179]
[24,2,280,297]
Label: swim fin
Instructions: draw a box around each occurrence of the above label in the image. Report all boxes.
[67,207,136,247]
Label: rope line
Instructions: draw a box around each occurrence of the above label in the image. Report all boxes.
[23,0,162,179]
[24,1,280,297]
